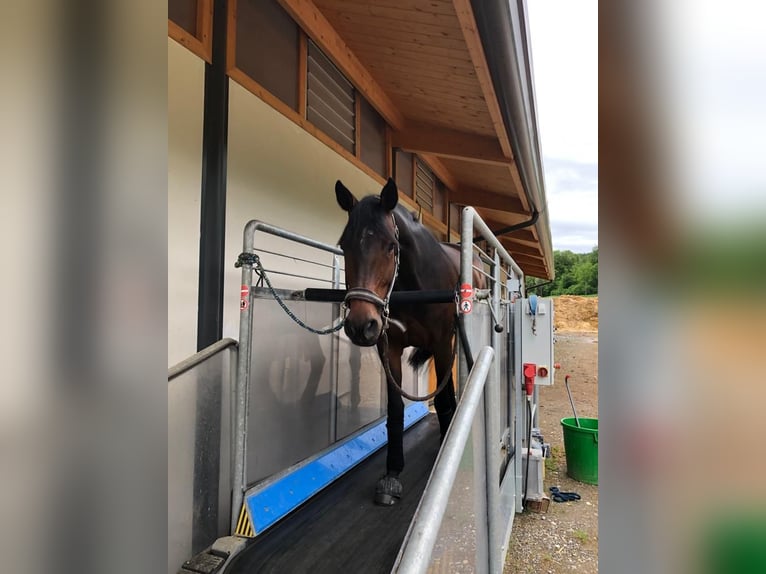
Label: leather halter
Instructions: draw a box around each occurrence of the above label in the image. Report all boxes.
[343,213,400,331]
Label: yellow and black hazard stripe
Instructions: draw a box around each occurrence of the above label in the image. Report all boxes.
[235,503,255,538]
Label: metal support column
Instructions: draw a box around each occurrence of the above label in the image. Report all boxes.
[232,222,257,532]
[328,254,341,443]
[194,0,228,550]
[486,253,503,572]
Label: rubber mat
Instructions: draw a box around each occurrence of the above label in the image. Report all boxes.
[225,414,441,574]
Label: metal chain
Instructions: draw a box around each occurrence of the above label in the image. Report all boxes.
[236,252,345,335]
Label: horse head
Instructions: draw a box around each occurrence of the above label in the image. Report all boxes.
[335,178,400,346]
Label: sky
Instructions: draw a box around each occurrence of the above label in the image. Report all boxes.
[527,0,598,253]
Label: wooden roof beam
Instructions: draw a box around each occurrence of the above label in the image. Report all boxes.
[498,237,544,257]
[417,153,461,192]
[450,188,525,214]
[452,0,535,214]
[452,0,513,159]
[508,253,547,268]
[392,123,511,166]
[277,0,406,131]
[521,264,551,280]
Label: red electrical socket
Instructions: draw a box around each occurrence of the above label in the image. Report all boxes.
[523,363,536,396]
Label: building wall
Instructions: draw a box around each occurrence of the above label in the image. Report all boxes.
[168,38,204,366]
[223,79,384,341]
[168,38,385,365]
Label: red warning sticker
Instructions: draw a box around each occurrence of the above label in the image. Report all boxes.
[459,283,474,301]
[240,285,249,312]
[459,299,473,314]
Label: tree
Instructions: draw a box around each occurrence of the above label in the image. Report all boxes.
[525,246,598,296]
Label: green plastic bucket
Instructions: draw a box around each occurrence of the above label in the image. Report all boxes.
[561,417,599,485]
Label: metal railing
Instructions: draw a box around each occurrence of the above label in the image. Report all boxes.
[393,346,495,573]
[168,339,238,574]
[233,220,344,531]
[459,207,527,573]
[229,210,530,571]
[168,338,238,380]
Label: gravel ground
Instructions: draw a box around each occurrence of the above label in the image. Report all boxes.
[504,330,599,574]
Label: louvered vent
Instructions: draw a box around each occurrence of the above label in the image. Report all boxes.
[307,40,355,154]
[415,159,435,213]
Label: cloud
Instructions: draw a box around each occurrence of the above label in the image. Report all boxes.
[527,0,599,253]
[542,158,598,252]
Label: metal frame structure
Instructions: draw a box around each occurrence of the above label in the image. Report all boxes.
[233,220,346,531]
[393,346,495,573]
[170,205,550,573]
[168,338,238,574]
[391,206,530,573]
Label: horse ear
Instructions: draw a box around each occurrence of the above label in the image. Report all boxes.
[380,177,398,212]
[335,180,357,212]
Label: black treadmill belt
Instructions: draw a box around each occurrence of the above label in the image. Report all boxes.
[226,415,441,574]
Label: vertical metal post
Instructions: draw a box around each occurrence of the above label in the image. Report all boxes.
[486,253,503,572]
[514,297,524,513]
[328,254,341,443]
[472,395,490,574]
[197,0,229,351]
[459,207,475,396]
[194,0,228,550]
[232,222,257,532]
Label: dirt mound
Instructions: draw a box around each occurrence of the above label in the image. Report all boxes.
[553,295,598,332]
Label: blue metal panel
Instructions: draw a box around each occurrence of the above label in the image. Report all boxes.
[245,402,429,534]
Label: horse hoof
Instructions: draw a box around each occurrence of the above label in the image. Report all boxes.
[374,474,402,506]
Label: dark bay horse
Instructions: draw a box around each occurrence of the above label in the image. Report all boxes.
[335,177,485,505]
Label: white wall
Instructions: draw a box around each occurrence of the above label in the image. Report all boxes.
[168,39,204,366]
[223,80,384,341]
[167,48,388,364]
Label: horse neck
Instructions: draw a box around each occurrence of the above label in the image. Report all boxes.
[393,208,450,291]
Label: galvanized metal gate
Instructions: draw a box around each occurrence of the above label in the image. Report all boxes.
[168,206,554,574]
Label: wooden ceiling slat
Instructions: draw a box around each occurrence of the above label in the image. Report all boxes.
[442,159,516,193]
[320,8,465,41]
[347,41,479,63]
[336,28,472,51]
[316,2,463,28]
[318,0,459,17]
[380,73,485,92]
[349,47,475,71]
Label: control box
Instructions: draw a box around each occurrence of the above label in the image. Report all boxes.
[519,296,555,386]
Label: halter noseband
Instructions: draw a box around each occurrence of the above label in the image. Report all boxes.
[343,213,400,331]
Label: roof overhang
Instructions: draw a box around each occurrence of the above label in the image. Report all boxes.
[281,0,554,279]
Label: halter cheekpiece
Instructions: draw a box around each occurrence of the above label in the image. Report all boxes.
[342,212,400,331]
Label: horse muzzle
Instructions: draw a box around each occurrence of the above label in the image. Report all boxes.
[344,315,382,347]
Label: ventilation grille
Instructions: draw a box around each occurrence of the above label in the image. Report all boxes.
[307,40,355,154]
[415,159,434,212]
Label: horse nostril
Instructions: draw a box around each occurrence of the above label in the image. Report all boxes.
[363,319,379,341]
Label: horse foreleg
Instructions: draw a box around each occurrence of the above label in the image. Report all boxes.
[375,339,404,506]
[433,338,457,440]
